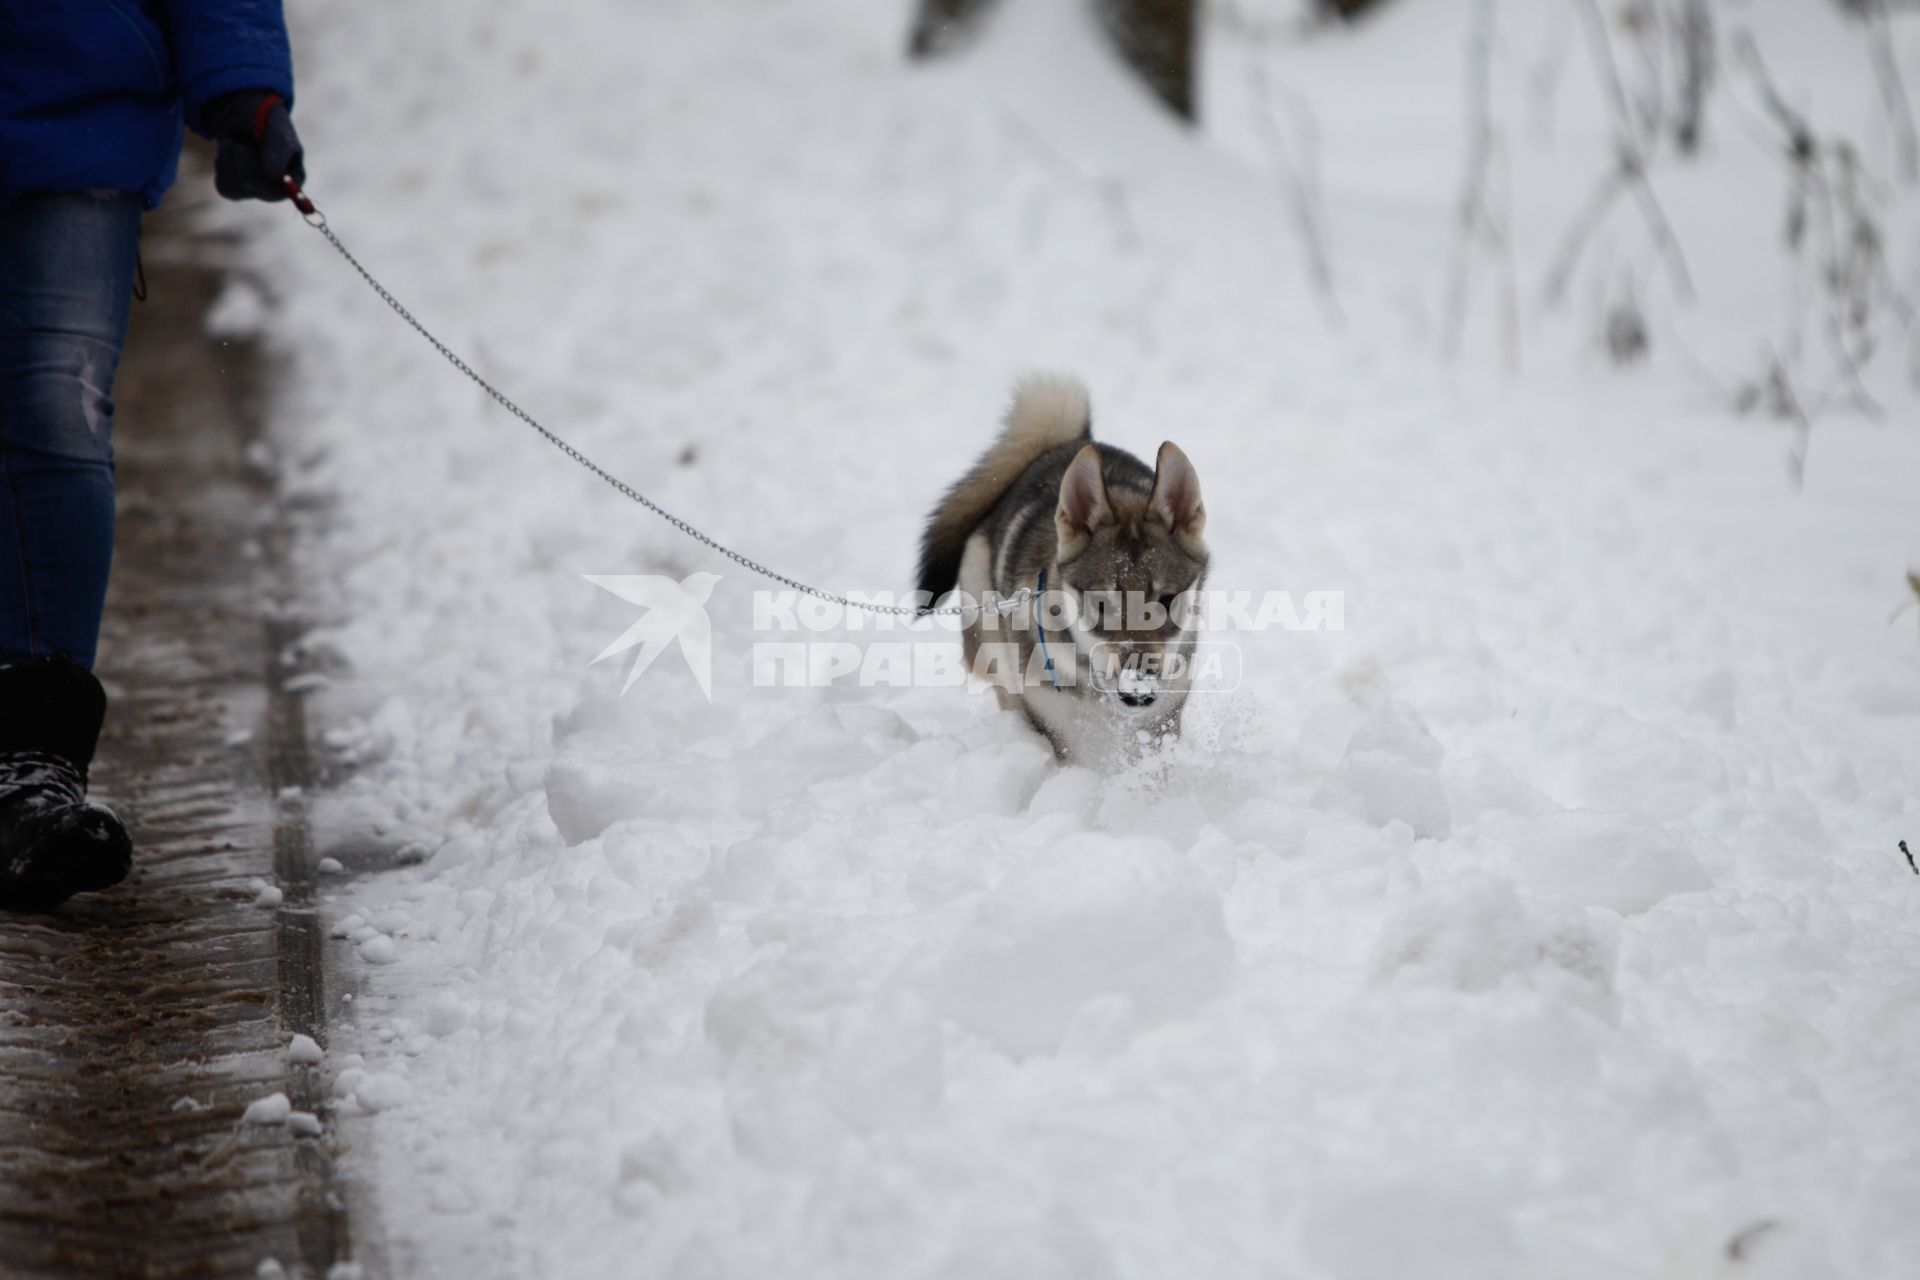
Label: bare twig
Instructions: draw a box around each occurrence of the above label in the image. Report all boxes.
[1443,0,1503,362]
[1731,30,1812,156]
[1732,32,1886,418]
[1813,293,1885,420]
[1672,0,1715,155]
[1490,132,1521,370]
[1547,0,1697,307]
[1000,112,1141,252]
[1248,54,1345,326]
[1859,0,1920,184]
[1580,0,1646,142]
[1525,2,1573,146]
[1623,151,1698,303]
[1653,301,1734,400]
[1763,348,1813,490]
[1542,166,1628,308]
[1902,839,1917,876]
[1622,0,1666,145]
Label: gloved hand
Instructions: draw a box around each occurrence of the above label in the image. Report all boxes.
[201,90,305,202]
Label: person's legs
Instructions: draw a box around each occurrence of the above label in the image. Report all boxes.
[0,190,141,669]
[0,191,141,910]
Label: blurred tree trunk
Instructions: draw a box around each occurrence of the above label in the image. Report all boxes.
[1318,0,1393,19]
[1093,0,1197,122]
[907,0,1199,125]
[908,0,998,60]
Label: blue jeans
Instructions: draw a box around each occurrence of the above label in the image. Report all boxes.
[0,191,142,670]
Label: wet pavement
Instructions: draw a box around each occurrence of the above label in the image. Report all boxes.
[0,171,365,1278]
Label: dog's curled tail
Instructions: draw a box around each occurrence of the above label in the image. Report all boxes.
[915,373,1091,604]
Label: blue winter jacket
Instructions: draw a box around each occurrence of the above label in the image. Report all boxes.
[0,0,295,208]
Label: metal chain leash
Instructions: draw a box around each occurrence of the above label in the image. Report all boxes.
[282,180,1029,620]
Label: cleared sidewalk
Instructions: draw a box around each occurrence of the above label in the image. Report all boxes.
[0,166,369,1280]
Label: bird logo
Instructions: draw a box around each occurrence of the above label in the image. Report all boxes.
[584,572,722,700]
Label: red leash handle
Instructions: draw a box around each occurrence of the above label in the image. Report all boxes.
[282,173,318,217]
[251,91,318,217]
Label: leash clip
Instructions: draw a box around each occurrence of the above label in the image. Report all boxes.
[282,174,325,227]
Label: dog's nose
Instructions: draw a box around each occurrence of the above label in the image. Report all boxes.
[1119,690,1157,708]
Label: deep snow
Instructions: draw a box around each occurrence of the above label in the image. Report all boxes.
[225,0,1920,1276]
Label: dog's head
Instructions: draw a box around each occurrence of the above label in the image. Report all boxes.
[1051,442,1208,712]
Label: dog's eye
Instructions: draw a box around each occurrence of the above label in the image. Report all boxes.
[1158,592,1180,612]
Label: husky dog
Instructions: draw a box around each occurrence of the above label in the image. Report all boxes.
[916,374,1208,764]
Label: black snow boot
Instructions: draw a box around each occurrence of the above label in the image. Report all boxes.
[0,657,133,912]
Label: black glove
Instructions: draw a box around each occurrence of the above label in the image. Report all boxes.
[201,90,305,202]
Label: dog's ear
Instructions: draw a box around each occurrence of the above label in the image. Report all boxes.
[1055,444,1112,561]
[1150,442,1206,554]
